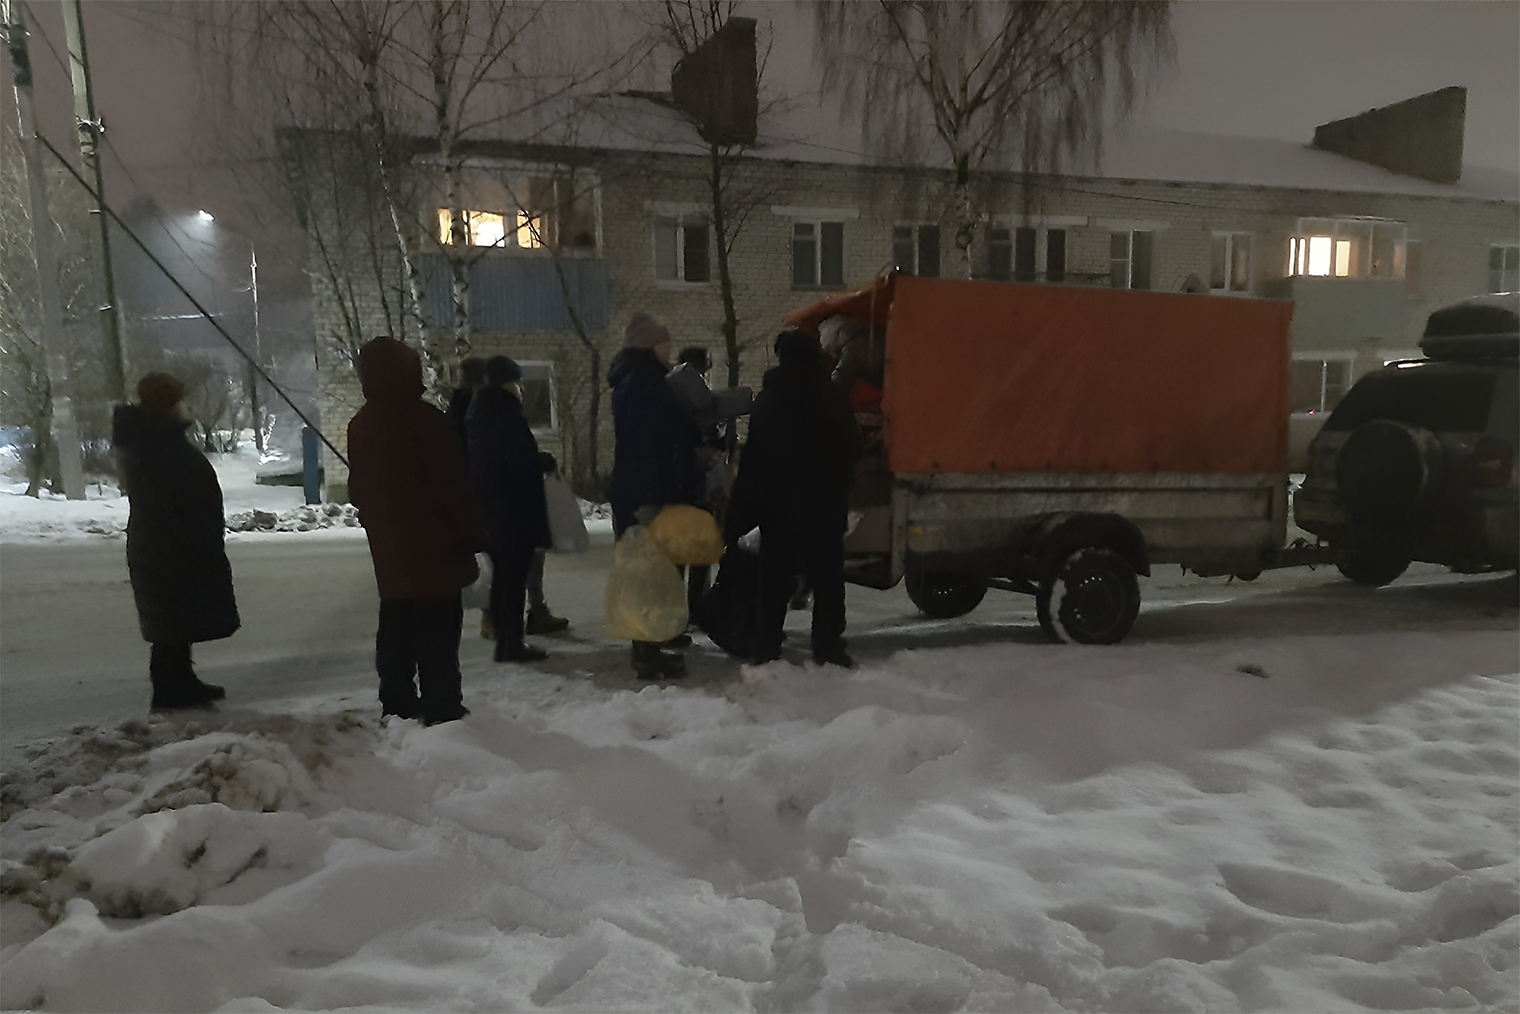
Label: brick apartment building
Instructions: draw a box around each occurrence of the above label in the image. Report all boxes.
[284,87,1518,500]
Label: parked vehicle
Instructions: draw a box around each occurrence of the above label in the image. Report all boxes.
[782,274,1298,644]
[1294,292,1519,585]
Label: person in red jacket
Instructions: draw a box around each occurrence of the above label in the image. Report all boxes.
[347,336,486,725]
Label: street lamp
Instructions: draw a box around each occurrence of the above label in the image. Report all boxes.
[188,209,264,455]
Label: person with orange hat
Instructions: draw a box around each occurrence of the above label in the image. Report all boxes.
[111,372,241,710]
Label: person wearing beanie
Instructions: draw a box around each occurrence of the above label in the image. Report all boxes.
[467,355,553,662]
[606,313,702,679]
[110,372,240,710]
[727,329,864,668]
[349,336,487,725]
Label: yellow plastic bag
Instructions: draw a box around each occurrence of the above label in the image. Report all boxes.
[647,504,724,566]
[604,526,689,642]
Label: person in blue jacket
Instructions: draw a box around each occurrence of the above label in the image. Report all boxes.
[607,313,702,678]
[467,356,552,663]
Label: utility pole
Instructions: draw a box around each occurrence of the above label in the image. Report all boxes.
[61,0,126,403]
[247,243,263,454]
[5,0,86,499]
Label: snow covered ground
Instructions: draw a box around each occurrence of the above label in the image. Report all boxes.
[2,449,1516,1012]
[2,613,1515,1011]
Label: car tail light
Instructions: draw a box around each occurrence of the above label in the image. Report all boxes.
[1472,438,1515,488]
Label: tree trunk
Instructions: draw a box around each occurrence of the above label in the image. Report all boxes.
[708,144,742,389]
[952,151,975,280]
[547,251,602,493]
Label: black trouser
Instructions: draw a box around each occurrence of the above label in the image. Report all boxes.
[149,641,195,691]
[488,544,536,650]
[755,525,846,658]
[376,597,464,720]
[686,564,710,620]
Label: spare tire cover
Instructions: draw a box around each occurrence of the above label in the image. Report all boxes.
[1336,420,1441,526]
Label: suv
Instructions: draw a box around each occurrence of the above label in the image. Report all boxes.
[1295,293,1518,585]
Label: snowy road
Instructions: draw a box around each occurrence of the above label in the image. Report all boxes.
[4,529,1514,749]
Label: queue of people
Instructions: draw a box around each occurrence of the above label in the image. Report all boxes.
[112,313,864,721]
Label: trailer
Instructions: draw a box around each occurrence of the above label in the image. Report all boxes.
[784,273,1309,644]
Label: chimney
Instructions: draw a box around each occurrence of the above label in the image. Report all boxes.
[1312,87,1466,184]
[670,18,758,147]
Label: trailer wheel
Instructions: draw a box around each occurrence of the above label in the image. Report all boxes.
[1036,548,1140,645]
[905,564,988,619]
[1335,539,1410,587]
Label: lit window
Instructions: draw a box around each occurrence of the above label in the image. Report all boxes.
[1210,232,1251,292]
[435,175,598,252]
[1289,219,1404,279]
[793,220,844,287]
[1490,244,1519,293]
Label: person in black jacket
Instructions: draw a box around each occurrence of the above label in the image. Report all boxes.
[467,356,552,663]
[729,330,864,668]
[111,372,240,710]
[607,313,702,679]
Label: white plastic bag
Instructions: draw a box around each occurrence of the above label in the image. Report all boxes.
[461,553,492,610]
[545,476,589,554]
[604,526,688,642]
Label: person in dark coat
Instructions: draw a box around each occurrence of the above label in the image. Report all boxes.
[112,372,240,710]
[467,356,552,663]
[607,313,703,679]
[448,357,494,640]
[728,330,864,668]
[348,336,485,725]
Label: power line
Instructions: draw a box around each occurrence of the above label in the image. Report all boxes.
[34,128,348,467]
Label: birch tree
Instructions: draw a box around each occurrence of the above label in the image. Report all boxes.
[815,1,1172,279]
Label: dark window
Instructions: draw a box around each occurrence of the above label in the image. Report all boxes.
[1110,232,1130,288]
[988,229,1012,281]
[1131,231,1153,290]
[1014,227,1037,282]
[1325,363,1499,432]
[917,225,940,278]
[893,226,916,274]
[1291,358,1353,415]
[682,223,709,282]
[793,223,816,286]
[519,363,556,431]
[1491,244,1519,293]
[821,222,845,286]
[1046,229,1066,282]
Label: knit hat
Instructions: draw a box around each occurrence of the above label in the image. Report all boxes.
[774,329,821,366]
[137,372,187,417]
[486,355,522,387]
[625,312,670,350]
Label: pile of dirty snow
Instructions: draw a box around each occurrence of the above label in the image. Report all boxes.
[2,626,1515,1012]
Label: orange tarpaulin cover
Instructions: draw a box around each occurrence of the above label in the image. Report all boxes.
[871,276,1292,475]
[780,274,895,335]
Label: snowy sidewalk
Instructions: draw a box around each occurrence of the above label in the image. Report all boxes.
[2,618,1516,1012]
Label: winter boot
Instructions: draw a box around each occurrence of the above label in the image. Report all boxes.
[495,640,549,663]
[631,642,686,680]
[812,642,855,669]
[524,605,570,635]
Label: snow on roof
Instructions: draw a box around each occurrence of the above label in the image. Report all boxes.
[512,94,1518,205]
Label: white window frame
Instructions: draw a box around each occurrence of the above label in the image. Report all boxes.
[652,211,712,286]
[1109,230,1154,290]
[1290,353,1355,416]
[892,223,941,277]
[1210,231,1252,294]
[791,219,846,288]
[988,216,1084,283]
[1288,218,1405,279]
[1490,243,1519,293]
[517,360,559,435]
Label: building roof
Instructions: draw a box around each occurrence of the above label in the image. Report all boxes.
[417,92,1520,205]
